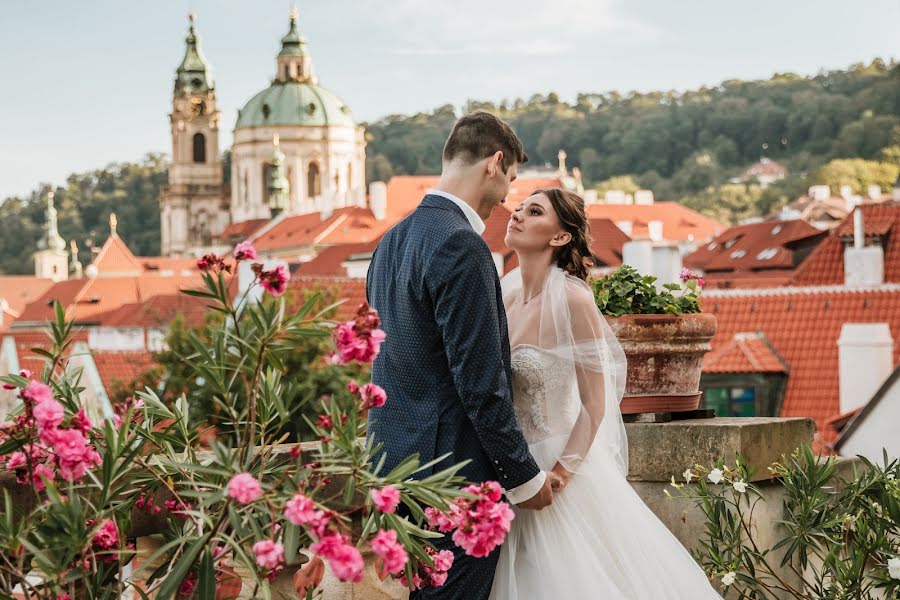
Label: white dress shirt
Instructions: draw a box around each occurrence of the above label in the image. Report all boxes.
[427,188,547,505]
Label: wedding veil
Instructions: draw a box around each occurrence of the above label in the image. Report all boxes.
[502,266,628,476]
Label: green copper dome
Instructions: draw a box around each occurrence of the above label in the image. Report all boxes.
[234,10,355,130]
[235,83,355,129]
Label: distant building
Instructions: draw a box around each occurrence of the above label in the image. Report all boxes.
[773,184,893,231]
[160,10,366,257]
[700,203,900,452]
[733,157,787,188]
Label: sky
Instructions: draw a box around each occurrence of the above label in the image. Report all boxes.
[1,0,897,200]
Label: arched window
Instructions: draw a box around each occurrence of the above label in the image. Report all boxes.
[307,162,321,197]
[192,133,206,163]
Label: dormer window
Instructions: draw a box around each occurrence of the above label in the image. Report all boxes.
[730,250,747,259]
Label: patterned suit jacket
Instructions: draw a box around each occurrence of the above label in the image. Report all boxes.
[366,194,540,490]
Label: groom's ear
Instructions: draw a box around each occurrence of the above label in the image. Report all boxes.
[486,151,504,177]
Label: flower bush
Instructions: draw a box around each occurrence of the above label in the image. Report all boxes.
[0,243,514,599]
[592,265,704,316]
[667,445,900,598]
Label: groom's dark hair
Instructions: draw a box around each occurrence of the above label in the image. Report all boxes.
[443,111,528,174]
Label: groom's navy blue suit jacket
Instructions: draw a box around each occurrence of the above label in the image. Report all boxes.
[366,194,540,490]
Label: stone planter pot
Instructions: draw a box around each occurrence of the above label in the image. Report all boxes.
[606,313,717,414]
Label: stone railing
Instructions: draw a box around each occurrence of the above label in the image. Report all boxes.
[3,418,818,599]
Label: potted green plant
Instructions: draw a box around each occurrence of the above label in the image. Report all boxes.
[593,265,716,414]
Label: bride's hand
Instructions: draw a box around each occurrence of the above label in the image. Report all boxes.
[550,463,573,492]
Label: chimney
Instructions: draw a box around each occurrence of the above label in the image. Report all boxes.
[844,209,884,287]
[622,240,653,278]
[838,323,893,414]
[634,190,654,205]
[369,181,387,220]
[605,190,626,205]
[651,243,683,286]
[808,185,830,201]
[648,220,664,242]
[867,185,882,200]
[840,185,853,200]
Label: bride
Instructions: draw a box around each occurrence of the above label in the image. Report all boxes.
[490,188,722,599]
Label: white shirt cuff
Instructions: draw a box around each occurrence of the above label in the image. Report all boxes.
[504,470,546,505]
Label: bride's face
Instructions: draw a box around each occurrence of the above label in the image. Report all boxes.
[505,193,572,253]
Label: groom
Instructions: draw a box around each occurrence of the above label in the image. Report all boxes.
[366,112,554,598]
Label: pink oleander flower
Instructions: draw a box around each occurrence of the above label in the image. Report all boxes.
[53,429,101,482]
[252,539,284,570]
[311,534,363,583]
[398,572,424,590]
[346,380,359,395]
[22,381,52,404]
[19,369,32,378]
[283,493,322,526]
[330,304,386,365]
[31,463,55,491]
[370,485,401,514]
[92,519,119,550]
[227,473,262,504]
[57,594,71,600]
[422,547,454,588]
[196,257,209,270]
[371,529,408,575]
[33,399,65,430]
[360,383,387,409]
[424,505,462,533]
[5,451,27,471]
[1,382,14,390]
[254,264,290,297]
[437,481,514,558]
[233,241,257,261]
[69,407,92,433]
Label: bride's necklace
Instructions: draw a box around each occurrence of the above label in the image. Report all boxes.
[522,289,542,305]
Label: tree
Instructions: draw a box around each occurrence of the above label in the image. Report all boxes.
[813,159,900,194]
[594,175,641,196]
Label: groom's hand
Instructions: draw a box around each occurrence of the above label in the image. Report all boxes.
[516,476,554,510]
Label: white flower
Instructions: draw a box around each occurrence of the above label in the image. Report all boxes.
[732,479,747,493]
[888,557,900,580]
[722,572,736,586]
[887,473,896,481]
[708,468,724,484]
[683,469,694,483]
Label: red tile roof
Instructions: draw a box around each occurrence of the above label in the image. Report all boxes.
[792,204,900,286]
[0,277,55,316]
[585,202,724,242]
[217,219,270,243]
[297,241,380,277]
[91,234,144,276]
[91,350,160,395]
[94,293,212,328]
[16,275,208,324]
[740,158,787,180]
[4,330,90,377]
[686,220,823,272]
[703,332,788,373]
[702,286,900,448]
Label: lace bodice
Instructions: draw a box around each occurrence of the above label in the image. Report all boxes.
[510,345,575,443]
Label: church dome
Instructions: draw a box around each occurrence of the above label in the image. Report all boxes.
[235,82,355,129]
[234,10,355,130]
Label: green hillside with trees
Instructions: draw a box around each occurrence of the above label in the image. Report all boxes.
[1,60,897,274]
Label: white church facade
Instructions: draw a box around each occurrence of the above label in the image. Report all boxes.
[160,10,367,257]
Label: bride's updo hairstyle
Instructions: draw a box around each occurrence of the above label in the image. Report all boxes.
[537,188,595,282]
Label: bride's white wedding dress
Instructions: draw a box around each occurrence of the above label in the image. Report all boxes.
[490,267,721,599]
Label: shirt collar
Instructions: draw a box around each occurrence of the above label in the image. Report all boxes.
[427,189,486,235]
